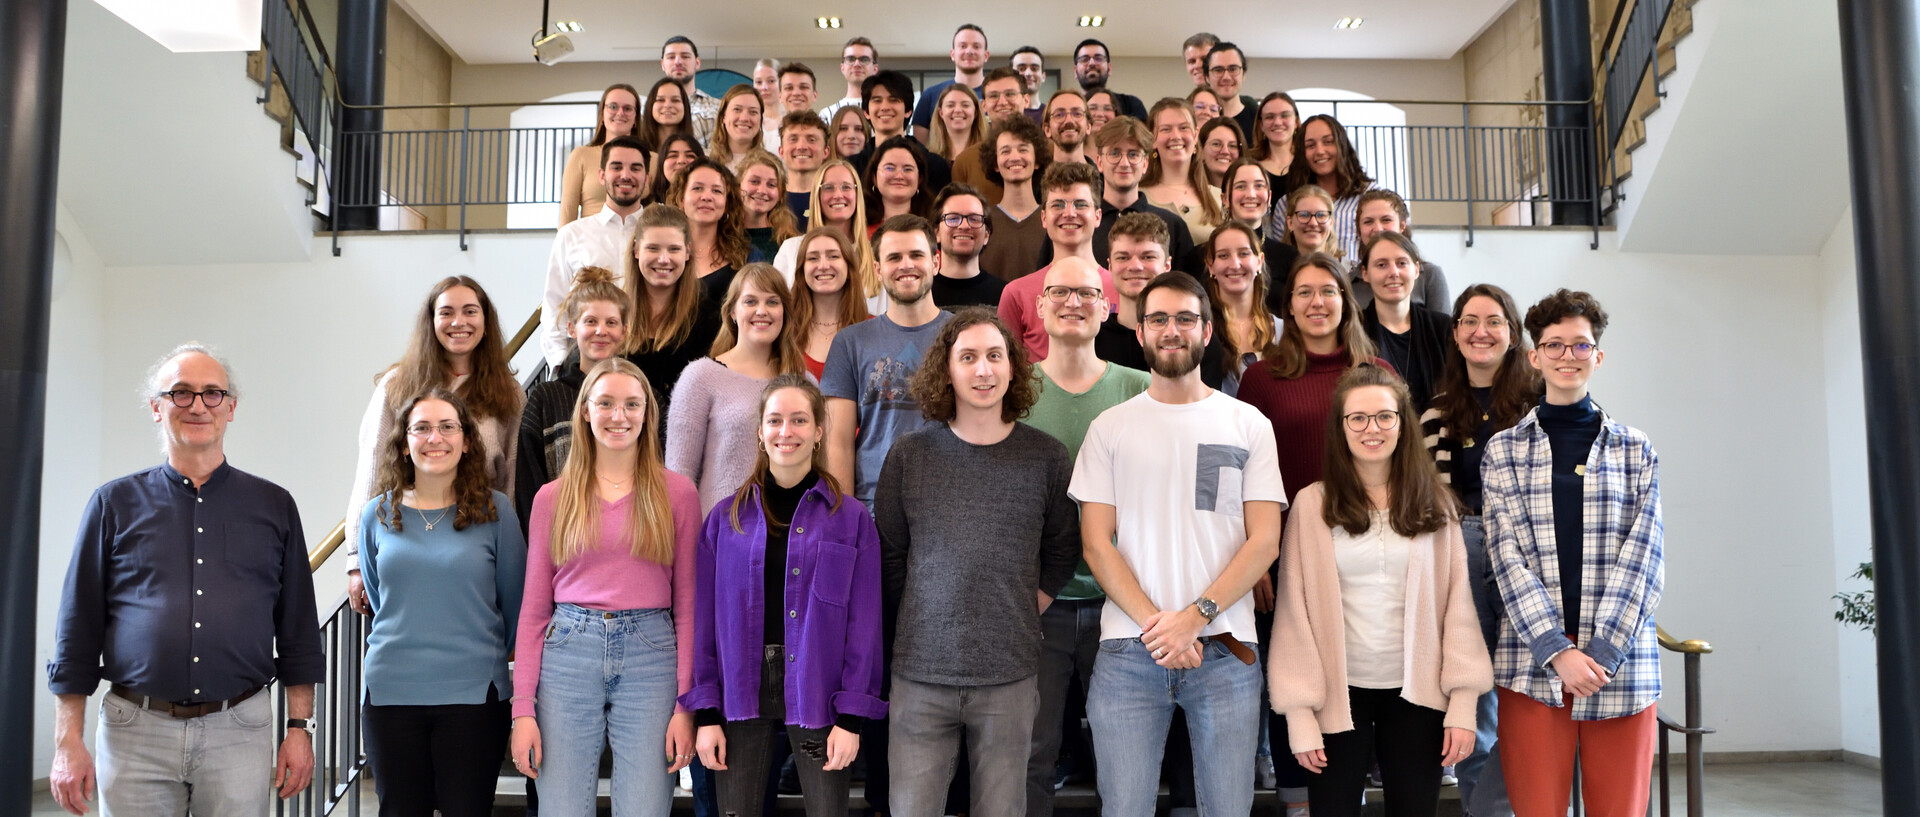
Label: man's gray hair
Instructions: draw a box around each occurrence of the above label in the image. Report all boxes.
[142,342,239,405]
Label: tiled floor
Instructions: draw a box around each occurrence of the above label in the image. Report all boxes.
[29,760,1885,816]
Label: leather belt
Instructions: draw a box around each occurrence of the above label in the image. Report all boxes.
[110,684,264,719]
[1204,634,1258,665]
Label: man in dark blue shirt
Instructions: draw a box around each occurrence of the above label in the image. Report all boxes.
[47,345,326,816]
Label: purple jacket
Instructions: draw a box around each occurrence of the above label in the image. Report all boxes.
[678,478,888,728]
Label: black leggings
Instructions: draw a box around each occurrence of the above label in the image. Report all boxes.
[1307,686,1445,817]
[362,684,511,817]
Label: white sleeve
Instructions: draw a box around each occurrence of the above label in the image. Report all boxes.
[540,229,576,369]
[342,375,392,568]
[1068,412,1118,507]
[1241,407,1288,508]
[773,237,800,286]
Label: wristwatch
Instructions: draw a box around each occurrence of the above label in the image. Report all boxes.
[1192,597,1220,622]
[286,718,316,734]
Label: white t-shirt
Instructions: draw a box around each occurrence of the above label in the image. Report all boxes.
[1336,510,1410,689]
[1069,389,1287,644]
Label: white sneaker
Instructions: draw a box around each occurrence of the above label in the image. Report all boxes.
[1256,754,1278,789]
[677,766,692,792]
[1441,764,1458,786]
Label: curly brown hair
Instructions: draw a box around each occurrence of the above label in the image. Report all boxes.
[666,157,751,270]
[373,387,499,533]
[1524,288,1610,344]
[909,307,1037,424]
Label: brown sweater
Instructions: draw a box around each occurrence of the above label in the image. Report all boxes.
[1268,482,1492,752]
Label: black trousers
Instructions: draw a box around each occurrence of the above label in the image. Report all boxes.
[1307,686,1446,817]
[363,684,511,817]
[714,646,852,817]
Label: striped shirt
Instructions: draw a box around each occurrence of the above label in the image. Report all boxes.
[1481,404,1664,720]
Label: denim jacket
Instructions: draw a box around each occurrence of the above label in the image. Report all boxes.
[678,478,888,728]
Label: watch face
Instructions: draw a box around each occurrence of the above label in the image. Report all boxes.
[1198,598,1219,619]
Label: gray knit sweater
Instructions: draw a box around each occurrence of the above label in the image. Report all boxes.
[874,422,1081,686]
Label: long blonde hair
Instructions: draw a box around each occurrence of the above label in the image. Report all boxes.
[926,83,987,162]
[710,263,809,376]
[547,358,675,566]
[1141,98,1225,228]
[708,84,767,168]
[806,159,879,298]
[786,228,872,336]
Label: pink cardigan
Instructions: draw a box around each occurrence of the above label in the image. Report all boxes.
[1268,482,1493,752]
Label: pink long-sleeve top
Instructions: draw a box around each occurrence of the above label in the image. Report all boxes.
[512,473,702,719]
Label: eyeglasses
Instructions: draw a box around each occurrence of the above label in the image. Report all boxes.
[1208,64,1246,77]
[157,388,231,408]
[940,213,985,228]
[1293,210,1332,223]
[1101,148,1147,164]
[1343,411,1400,432]
[1049,108,1087,121]
[1142,311,1204,330]
[1538,341,1597,360]
[1043,285,1103,304]
[603,103,636,114]
[407,421,465,438]
[1456,316,1508,332]
[1074,54,1110,65]
[841,56,874,65]
[1045,199,1095,213]
[592,399,647,415]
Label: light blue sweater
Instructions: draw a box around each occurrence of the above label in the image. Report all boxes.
[358,490,527,706]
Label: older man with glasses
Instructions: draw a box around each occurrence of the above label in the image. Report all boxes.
[48,344,325,817]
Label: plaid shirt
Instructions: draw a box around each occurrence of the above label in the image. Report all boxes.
[1482,405,1664,721]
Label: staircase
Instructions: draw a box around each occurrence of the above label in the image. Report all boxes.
[1600,0,1699,192]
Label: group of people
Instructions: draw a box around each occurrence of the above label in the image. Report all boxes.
[43,24,1666,817]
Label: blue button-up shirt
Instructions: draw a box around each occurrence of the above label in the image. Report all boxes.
[48,462,327,703]
[678,478,888,729]
[1483,407,1664,721]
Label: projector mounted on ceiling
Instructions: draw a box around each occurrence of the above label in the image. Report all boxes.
[531,0,575,65]
[534,32,574,65]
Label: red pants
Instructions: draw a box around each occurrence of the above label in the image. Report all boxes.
[1496,686,1657,817]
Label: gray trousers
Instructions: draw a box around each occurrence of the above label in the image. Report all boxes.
[888,673,1040,817]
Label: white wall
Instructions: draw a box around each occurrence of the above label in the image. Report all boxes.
[1417,226,1846,752]
[1819,211,1879,757]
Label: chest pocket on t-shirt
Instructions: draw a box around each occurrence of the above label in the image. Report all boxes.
[1194,444,1250,518]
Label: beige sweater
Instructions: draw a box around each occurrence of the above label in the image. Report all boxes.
[1268,482,1493,752]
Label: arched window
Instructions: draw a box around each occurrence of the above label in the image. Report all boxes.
[1289,88,1408,196]
[506,90,600,229]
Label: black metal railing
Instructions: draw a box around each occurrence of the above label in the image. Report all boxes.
[1655,630,1715,817]
[259,0,337,208]
[1303,99,1600,248]
[272,596,368,817]
[332,102,597,250]
[1600,0,1678,156]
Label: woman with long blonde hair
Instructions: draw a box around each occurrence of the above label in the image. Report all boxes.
[737,152,799,263]
[665,263,810,514]
[772,159,879,304]
[927,83,986,163]
[510,358,701,817]
[708,84,768,172]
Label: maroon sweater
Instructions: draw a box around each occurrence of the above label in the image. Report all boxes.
[1235,349,1396,508]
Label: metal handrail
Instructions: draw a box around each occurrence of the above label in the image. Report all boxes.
[272,594,367,817]
[1655,625,1713,817]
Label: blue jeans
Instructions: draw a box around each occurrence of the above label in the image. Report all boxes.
[1456,515,1512,817]
[1087,637,1262,817]
[534,604,680,817]
[96,688,277,817]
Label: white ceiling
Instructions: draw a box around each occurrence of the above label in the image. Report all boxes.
[400,0,1518,66]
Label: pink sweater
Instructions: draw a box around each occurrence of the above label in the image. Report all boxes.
[1268,482,1493,752]
[512,473,701,719]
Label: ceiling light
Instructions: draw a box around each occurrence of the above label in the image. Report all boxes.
[1078,15,1104,27]
[95,0,262,51]
[555,20,582,32]
[816,16,841,29]
[1334,17,1364,29]
[1091,15,1104,26]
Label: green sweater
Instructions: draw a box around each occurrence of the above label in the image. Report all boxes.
[1025,362,1152,600]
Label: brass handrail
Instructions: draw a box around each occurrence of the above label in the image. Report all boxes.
[306,306,544,572]
[1657,625,1713,654]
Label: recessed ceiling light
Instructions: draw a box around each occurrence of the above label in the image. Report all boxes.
[816,16,841,29]
[555,20,582,32]
[1092,15,1104,26]
[1078,15,1104,27]
[1334,17,1364,29]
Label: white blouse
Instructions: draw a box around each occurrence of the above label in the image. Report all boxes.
[1334,509,1411,689]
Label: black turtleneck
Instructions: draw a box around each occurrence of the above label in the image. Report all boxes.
[761,471,818,647]
[1536,394,1601,635]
